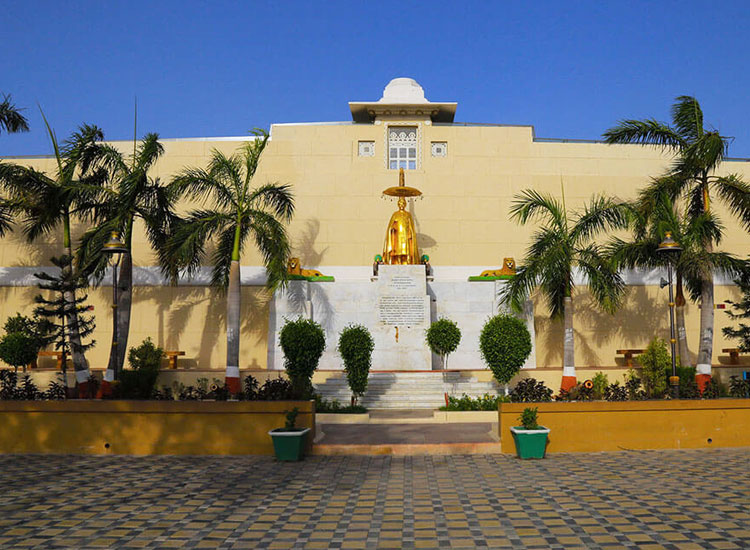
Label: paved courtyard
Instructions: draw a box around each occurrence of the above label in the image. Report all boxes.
[0,449,749,549]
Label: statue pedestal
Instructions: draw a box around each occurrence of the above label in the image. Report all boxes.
[266,266,536,372]
[372,265,431,371]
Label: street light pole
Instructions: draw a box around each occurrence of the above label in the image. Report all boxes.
[657,232,682,399]
[102,232,127,390]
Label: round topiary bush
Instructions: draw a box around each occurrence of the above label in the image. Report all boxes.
[338,324,374,406]
[279,317,326,398]
[0,332,39,372]
[426,318,461,369]
[479,314,532,391]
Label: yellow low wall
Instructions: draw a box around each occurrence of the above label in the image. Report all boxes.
[499,399,750,454]
[0,400,315,456]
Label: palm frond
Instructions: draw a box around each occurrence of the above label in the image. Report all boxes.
[161,210,230,282]
[242,128,271,181]
[671,131,728,176]
[209,223,237,290]
[247,183,295,222]
[670,96,703,142]
[713,174,750,231]
[509,189,566,230]
[170,166,236,209]
[245,210,291,291]
[570,195,629,245]
[602,119,684,148]
[577,245,625,314]
[0,94,30,134]
[135,133,164,172]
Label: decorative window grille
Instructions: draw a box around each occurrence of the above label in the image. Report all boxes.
[388,126,418,170]
[431,142,447,157]
[358,141,375,157]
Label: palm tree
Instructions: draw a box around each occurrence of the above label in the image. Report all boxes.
[0,115,105,396]
[607,186,747,367]
[163,130,294,393]
[604,96,750,388]
[500,189,628,391]
[0,94,29,135]
[75,133,177,393]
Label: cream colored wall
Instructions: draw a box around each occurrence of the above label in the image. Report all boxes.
[2,121,750,371]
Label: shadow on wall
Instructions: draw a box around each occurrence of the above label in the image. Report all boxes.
[296,219,327,267]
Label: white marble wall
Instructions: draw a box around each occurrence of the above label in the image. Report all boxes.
[266,268,536,371]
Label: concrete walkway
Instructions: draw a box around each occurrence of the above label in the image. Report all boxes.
[1,449,749,548]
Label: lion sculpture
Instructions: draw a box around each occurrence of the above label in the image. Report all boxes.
[287,257,323,278]
[479,257,516,278]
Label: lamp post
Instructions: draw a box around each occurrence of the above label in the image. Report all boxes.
[103,232,127,382]
[657,231,682,399]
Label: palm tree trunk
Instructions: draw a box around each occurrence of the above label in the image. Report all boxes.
[115,253,133,374]
[561,296,576,391]
[675,273,690,367]
[696,177,713,392]
[696,270,714,392]
[225,260,241,394]
[63,215,90,398]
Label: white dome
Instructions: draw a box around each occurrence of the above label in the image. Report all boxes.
[379,77,428,104]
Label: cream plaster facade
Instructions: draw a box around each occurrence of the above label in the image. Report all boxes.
[2,79,749,380]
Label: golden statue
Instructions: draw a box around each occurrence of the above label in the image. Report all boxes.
[479,258,516,277]
[382,168,421,265]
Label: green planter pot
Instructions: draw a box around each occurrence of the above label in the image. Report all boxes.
[510,426,550,459]
[269,428,311,461]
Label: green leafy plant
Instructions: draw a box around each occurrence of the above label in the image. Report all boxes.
[243,375,298,401]
[439,393,509,411]
[425,318,461,369]
[116,338,163,399]
[625,371,645,400]
[479,314,532,392]
[284,407,299,430]
[701,377,726,399]
[0,332,39,373]
[591,372,609,400]
[314,394,368,414]
[637,338,669,398]
[338,324,374,406]
[729,375,750,398]
[4,313,50,355]
[518,407,539,430]
[509,378,553,402]
[279,317,325,398]
[604,382,627,401]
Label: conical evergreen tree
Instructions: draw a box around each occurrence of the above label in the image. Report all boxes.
[724,267,750,352]
[34,256,96,397]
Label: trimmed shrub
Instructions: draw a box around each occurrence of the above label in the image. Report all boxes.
[479,314,532,389]
[117,338,163,399]
[0,332,38,372]
[425,318,461,369]
[637,338,669,398]
[338,324,374,406]
[279,317,326,398]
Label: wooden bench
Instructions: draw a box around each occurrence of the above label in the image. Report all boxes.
[722,348,746,365]
[37,350,66,371]
[616,349,646,367]
[165,351,185,369]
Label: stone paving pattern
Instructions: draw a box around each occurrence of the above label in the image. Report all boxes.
[0,449,749,549]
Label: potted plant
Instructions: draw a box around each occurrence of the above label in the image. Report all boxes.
[510,407,549,459]
[269,408,310,461]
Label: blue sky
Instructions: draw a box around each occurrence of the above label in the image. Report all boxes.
[3,1,750,157]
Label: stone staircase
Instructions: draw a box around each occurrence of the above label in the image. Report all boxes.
[314,371,500,409]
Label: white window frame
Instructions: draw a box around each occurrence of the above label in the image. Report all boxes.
[385,124,421,170]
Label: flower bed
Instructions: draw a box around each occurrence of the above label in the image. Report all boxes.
[498,399,750,453]
[0,399,314,455]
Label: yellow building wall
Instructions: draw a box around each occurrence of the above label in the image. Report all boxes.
[2,121,750,371]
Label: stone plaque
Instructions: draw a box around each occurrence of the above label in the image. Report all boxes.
[378,295,426,326]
